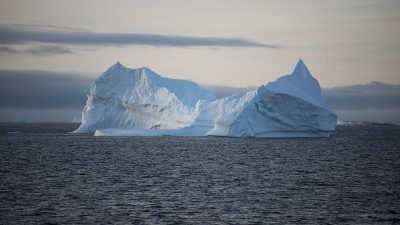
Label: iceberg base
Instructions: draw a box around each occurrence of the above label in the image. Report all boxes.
[94,128,333,138]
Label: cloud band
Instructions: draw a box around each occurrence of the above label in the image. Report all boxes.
[0,24,275,48]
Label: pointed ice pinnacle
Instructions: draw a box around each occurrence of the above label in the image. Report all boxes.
[111,61,124,69]
[292,59,311,78]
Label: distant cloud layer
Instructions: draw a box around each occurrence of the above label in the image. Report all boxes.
[323,82,400,110]
[0,69,399,122]
[0,69,92,108]
[0,45,75,56]
[24,45,75,56]
[0,24,274,48]
[0,45,18,53]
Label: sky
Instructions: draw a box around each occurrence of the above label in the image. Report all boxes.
[0,0,399,122]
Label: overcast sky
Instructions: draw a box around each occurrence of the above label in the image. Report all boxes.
[0,0,399,122]
[1,0,399,87]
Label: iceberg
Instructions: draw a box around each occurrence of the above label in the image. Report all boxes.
[74,62,215,133]
[75,60,337,137]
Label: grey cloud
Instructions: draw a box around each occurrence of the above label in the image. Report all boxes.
[0,24,276,48]
[0,45,19,54]
[24,45,75,56]
[323,82,400,122]
[0,69,93,109]
[0,45,76,56]
[322,82,400,110]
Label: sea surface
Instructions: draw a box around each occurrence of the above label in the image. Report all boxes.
[0,123,399,224]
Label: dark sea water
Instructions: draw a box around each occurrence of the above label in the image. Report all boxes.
[0,123,399,225]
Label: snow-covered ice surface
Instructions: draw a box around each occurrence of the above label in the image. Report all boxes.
[74,62,215,133]
[75,60,337,137]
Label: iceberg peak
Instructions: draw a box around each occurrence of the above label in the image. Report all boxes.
[111,61,124,68]
[292,59,311,78]
[267,59,330,110]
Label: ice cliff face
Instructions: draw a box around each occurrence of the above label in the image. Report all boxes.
[75,60,337,137]
[74,62,215,133]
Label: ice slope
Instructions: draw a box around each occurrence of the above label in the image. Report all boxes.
[74,62,215,133]
[265,59,329,109]
[206,59,337,137]
[77,60,337,137]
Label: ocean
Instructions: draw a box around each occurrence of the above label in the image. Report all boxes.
[0,123,399,224]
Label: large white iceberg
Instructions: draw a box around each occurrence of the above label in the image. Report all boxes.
[74,62,215,133]
[74,60,337,137]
